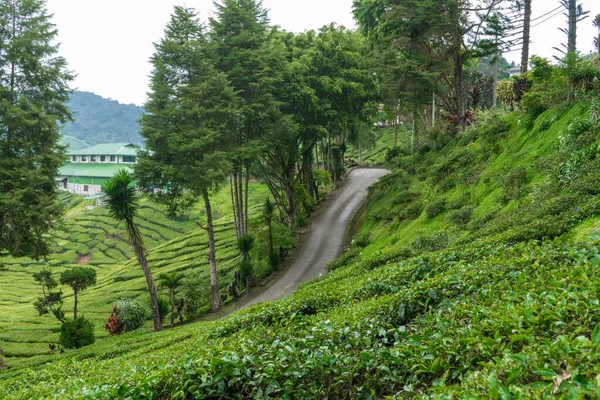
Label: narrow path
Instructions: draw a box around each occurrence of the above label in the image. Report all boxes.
[210,168,388,318]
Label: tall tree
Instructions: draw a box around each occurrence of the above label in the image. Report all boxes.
[102,170,162,332]
[0,0,73,259]
[558,0,589,55]
[520,0,532,73]
[211,0,281,240]
[59,267,96,322]
[136,6,239,312]
[594,14,600,66]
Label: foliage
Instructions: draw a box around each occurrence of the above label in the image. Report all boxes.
[59,267,97,321]
[0,0,73,259]
[110,298,150,334]
[59,317,95,349]
[426,199,447,219]
[32,269,65,323]
[181,269,211,321]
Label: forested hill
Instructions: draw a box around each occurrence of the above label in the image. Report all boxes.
[61,91,144,146]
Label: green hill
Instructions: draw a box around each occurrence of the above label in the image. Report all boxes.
[61,91,144,146]
[59,135,89,151]
[3,96,600,397]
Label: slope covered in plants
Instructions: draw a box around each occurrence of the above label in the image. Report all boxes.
[2,78,600,397]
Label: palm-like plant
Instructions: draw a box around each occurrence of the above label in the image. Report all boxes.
[594,15,600,67]
[159,272,185,328]
[102,170,162,332]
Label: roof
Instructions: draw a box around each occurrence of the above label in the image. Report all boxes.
[508,66,521,73]
[59,162,134,178]
[67,143,139,156]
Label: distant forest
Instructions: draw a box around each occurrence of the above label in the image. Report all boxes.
[61,91,144,146]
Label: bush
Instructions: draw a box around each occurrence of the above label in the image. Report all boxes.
[59,317,95,349]
[411,232,449,252]
[521,91,546,119]
[181,270,210,321]
[157,296,170,322]
[426,199,447,219]
[112,298,150,333]
[447,206,474,227]
[397,201,423,221]
[497,166,528,201]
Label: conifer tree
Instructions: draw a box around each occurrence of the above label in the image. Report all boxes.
[136,6,239,312]
[0,0,73,258]
[210,0,282,239]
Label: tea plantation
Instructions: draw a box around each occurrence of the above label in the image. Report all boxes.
[2,100,600,398]
[0,183,275,371]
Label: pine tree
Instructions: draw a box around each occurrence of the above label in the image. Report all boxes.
[0,0,73,258]
[136,6,239,312]
[210,0,282,239]
[520,0,532,73]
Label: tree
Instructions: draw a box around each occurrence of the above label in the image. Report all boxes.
[33,269,65,323]
[557,0,590,55]
[0,0,73,259]
[262,198,276,261]
[520,0,532,73]
[158,272,185,328]
[594,14,600,67]
[59,267,97,321]
[136,6,239,312]
[102,170,162,332]
[237,234,256,288]
[210,0,281,240]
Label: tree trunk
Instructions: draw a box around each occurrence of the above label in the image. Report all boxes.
[230,176,239,240]
[73,289,78,322]
[453,46,465,128]
[170,291,175,328]
[267,220,274,257]
[568,0,577,54]
[244,165,249,236]
[203,190,220,312]
[131,236,162,332]
[394,100,398,147]
[521,0,531,73]
[492,51,499,110]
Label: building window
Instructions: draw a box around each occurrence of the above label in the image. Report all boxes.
[100,155,106,162]
[90,155,96,162]
[110,155,116,162]
[122,156,136,163]
[81,156,87,162]
[83,185,89,192]
[72,156,78,162]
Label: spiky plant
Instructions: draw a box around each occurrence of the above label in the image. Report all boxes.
[102,170,162,332]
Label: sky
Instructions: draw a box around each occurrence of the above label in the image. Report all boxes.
[45,0,599,106]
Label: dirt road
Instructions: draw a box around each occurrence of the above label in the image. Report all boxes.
[229,168,388,312]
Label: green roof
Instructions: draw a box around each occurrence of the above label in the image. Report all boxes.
[59,162,133,178]
[67,143,139,156]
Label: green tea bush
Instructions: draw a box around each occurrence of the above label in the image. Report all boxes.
[447,205,474,227]
[426,199,447,219]
[112,298,149,333]
[59,317,95,349]
[412,232,449,251]
[497,166,528,201]
[396,201,423,221]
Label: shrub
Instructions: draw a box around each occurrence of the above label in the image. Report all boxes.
[351,233,371,248]
[521,91,546,119]
[497,166,528,201]
[157,296,170,322]
[447,206,474,227]
[397,201,423,221]
[112,298,150,333]
[567,117,591,137]
[412,232,449,252]
[59,317,95,349]
[426,199,447,219]
[181,270,210,321]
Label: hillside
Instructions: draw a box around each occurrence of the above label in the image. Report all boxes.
[2,96,600,397]
[61,91,144,146]
[0,183,292,372]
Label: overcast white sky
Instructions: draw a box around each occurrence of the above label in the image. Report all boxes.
[45,0,599,106]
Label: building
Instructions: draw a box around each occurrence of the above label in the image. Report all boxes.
[508,65,521,78]
[57,143,139,196]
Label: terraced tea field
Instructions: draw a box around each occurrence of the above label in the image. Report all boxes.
[0,184,274,370]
